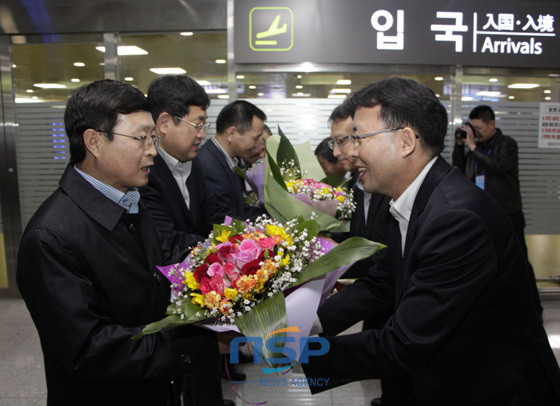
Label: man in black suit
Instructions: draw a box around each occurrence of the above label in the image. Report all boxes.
[141,75,233,255]
[16,80,228,405]
[303,78,560,405]
[141,75,240,406]
[195,100,267,222]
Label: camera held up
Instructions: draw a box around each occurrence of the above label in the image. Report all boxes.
[455,122,475,140]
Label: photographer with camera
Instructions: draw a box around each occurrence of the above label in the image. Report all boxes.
[452,105,542,316]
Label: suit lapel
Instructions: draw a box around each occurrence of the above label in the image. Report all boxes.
[396,156,451,305]
[207,141,244,202]
[153,155,195,226]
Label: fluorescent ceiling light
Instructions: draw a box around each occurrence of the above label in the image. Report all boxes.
[461,96,474,101]
[292,92,310,97]
[331,88,351,94]
[26,89,34,93]
[150,67,186,75]
[124,77,134,82]
[74,62,85,67]
[197,80,211,86]
[328,95,347,99]
[249,85,257,90]
[71,78,80,83]
[507,83,539,89]
[544,90,551,94]
[15,97,42,103]
[489,78,498,82]
[33,83,67,89]
[236,75,245,79]
[215,59,227,64]
[295,85,303,89]
[204,88,227,94]
[217,95,230,99]
[96,46,148,55]
[508,96,515,100]
[434,77,444,81]
[180,32,193,36]
[258,93,264,97]
[476,91,503,97]
[337,79,351,85]
[545,97,552,101]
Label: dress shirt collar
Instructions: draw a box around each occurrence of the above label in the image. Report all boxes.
[211,137,239,171]
[389,156,437,255]
[73,165,139,213]
[157,147,192,178]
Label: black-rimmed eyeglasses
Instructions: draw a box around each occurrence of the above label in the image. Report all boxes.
[97,130,160,149]
[174,117,211,133]
[349,127,403,148]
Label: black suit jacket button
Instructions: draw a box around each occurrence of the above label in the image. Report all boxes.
[180,353,192,364]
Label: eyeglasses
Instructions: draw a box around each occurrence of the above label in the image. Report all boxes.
[174,117,211,133]
[97,130,160,149]
[327,135,352,150]
[349,127,403,148]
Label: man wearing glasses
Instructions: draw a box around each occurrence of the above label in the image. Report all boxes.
[327,103,391,280]
[17,80,228,405]
[141,75,239,406]
[141,75,234,260]
[196,100,267,222]
[304,77,560,404]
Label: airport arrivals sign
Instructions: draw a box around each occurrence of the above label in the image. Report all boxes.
[234,0,559,69]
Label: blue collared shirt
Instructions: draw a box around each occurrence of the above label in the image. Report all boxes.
[73,166,140,214]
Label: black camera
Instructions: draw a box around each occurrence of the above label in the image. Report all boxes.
[455,122,475,139]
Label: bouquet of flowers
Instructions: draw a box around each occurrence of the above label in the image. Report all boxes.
[282,160,355,221]
[134,215,383,365]
[265,130,354,232]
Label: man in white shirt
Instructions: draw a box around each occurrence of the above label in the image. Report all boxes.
[140,74,237,406]
[303,77,560,405]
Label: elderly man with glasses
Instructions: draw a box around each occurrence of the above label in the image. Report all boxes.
[17,80,231,405]
[303,77,560,405]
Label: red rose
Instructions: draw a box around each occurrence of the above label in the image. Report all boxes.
[206,252,221,265]
[241,258,261,275]
[193,264,209,282]
[200,278,212,294]
[229,234,244,244]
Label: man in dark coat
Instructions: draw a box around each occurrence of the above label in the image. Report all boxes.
[303,78,560,405]
[16,80,227,405]
[195,100,267,222]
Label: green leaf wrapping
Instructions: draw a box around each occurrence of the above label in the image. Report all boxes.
[234,292,287,367]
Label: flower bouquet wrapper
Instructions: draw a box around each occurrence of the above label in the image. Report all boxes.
[264,134,351,233]
[245,161,265,204]
[134,215,383,367]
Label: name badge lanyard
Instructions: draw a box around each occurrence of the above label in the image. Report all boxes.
[475,148,492,190]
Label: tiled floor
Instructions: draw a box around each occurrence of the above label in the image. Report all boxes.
[1,297,559,405]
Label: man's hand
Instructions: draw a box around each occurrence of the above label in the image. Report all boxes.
[463,125,477,151]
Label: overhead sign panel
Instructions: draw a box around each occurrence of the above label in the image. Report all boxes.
[234,0,559,69]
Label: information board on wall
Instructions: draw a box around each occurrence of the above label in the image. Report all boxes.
[539,103,560,148]
[234,0,559,69]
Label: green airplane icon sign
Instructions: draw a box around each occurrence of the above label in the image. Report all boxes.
[250,7,293,51]
[256,15,288,45]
